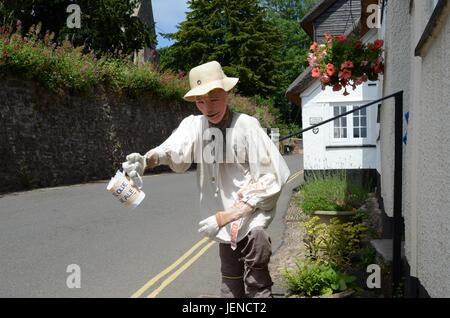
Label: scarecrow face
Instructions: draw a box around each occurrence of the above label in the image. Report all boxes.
[195,88,228,124]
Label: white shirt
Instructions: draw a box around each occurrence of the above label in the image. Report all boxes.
[153,112,291,243]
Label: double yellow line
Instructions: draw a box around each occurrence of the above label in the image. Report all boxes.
[131,237,216,298]
[287,169,303,184]
[131,169,303,298]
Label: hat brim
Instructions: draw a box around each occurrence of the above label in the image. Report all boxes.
[183,77,239,102]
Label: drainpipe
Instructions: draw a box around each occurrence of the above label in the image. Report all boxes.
[393,91,404,295]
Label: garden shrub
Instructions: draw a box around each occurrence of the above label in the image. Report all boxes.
[302,216,366,269]
[282,259,356,297]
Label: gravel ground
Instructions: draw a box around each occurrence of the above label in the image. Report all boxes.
[270,194,308,297]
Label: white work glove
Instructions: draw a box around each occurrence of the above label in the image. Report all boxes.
[198,215,220,238]
[197,200,255,239]
[122,153,146,179]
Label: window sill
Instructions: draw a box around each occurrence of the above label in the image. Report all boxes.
[326,144,377,149]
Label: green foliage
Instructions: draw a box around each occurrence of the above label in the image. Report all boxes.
[259,0,319,123]
[260,0,319,21]
[352,206,369,223]
[277,122,302,138]
[299,171,370,215]
[0,24,186,98]
[160,0,282,98]
[159,0,322,128]
[302,216,366,269]
[359,245,377,270]
[282,259,356,297]
[228,93,278,128]
[0,0,155,57]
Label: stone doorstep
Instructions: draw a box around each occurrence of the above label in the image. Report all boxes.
[370,239,405,263]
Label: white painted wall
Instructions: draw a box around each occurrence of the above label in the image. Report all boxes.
[410,0,450,298]
[380,0,450,297]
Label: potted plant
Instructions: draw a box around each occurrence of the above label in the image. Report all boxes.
[298,172,370,222]
[307,33,384,96]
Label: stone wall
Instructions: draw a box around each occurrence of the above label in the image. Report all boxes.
[0,77,199,193]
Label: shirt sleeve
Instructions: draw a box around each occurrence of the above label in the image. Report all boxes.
[152,115,197,173]
[238,117,291,211]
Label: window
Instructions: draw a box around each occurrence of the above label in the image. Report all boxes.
[333,106,347,138]
[330,104,371,145]
[352,106,367,138]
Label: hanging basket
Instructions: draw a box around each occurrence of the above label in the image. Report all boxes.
[307,33,384,96]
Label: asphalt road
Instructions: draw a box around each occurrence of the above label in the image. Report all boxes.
[0,154,303,298]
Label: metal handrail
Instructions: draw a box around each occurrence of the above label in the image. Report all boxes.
[280,91,404,294]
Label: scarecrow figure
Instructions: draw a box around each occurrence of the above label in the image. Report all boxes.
[122,61,290,298]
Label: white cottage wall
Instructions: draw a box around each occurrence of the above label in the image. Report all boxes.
[380,0,450,297]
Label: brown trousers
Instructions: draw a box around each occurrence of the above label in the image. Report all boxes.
[219,226,273,298]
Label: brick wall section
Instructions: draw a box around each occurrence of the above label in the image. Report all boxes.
[0,77,199,193]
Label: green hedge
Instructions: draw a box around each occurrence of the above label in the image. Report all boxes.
[0,24,189,100]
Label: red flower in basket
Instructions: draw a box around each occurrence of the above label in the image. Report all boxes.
[312,67,321,78]
[307,33,384,95]
[341,60,354,70]
[332,83,342,91]
[373,39,384,50]
[373,63,384,74]
[335,35,347,43]
[339,69,352,80]
[320,75,331,85]
[310,42,319,52]
[326,63,335,76]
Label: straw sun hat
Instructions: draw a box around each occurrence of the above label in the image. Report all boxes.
[183,61,239,102]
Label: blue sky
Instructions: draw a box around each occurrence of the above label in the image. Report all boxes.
[152,0,189,48]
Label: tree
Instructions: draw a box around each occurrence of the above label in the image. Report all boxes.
[160,0,283,97]
[0,0,156,57]
[259,0,319,123]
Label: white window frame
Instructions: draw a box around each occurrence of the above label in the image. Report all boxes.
[327,102,372,146]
